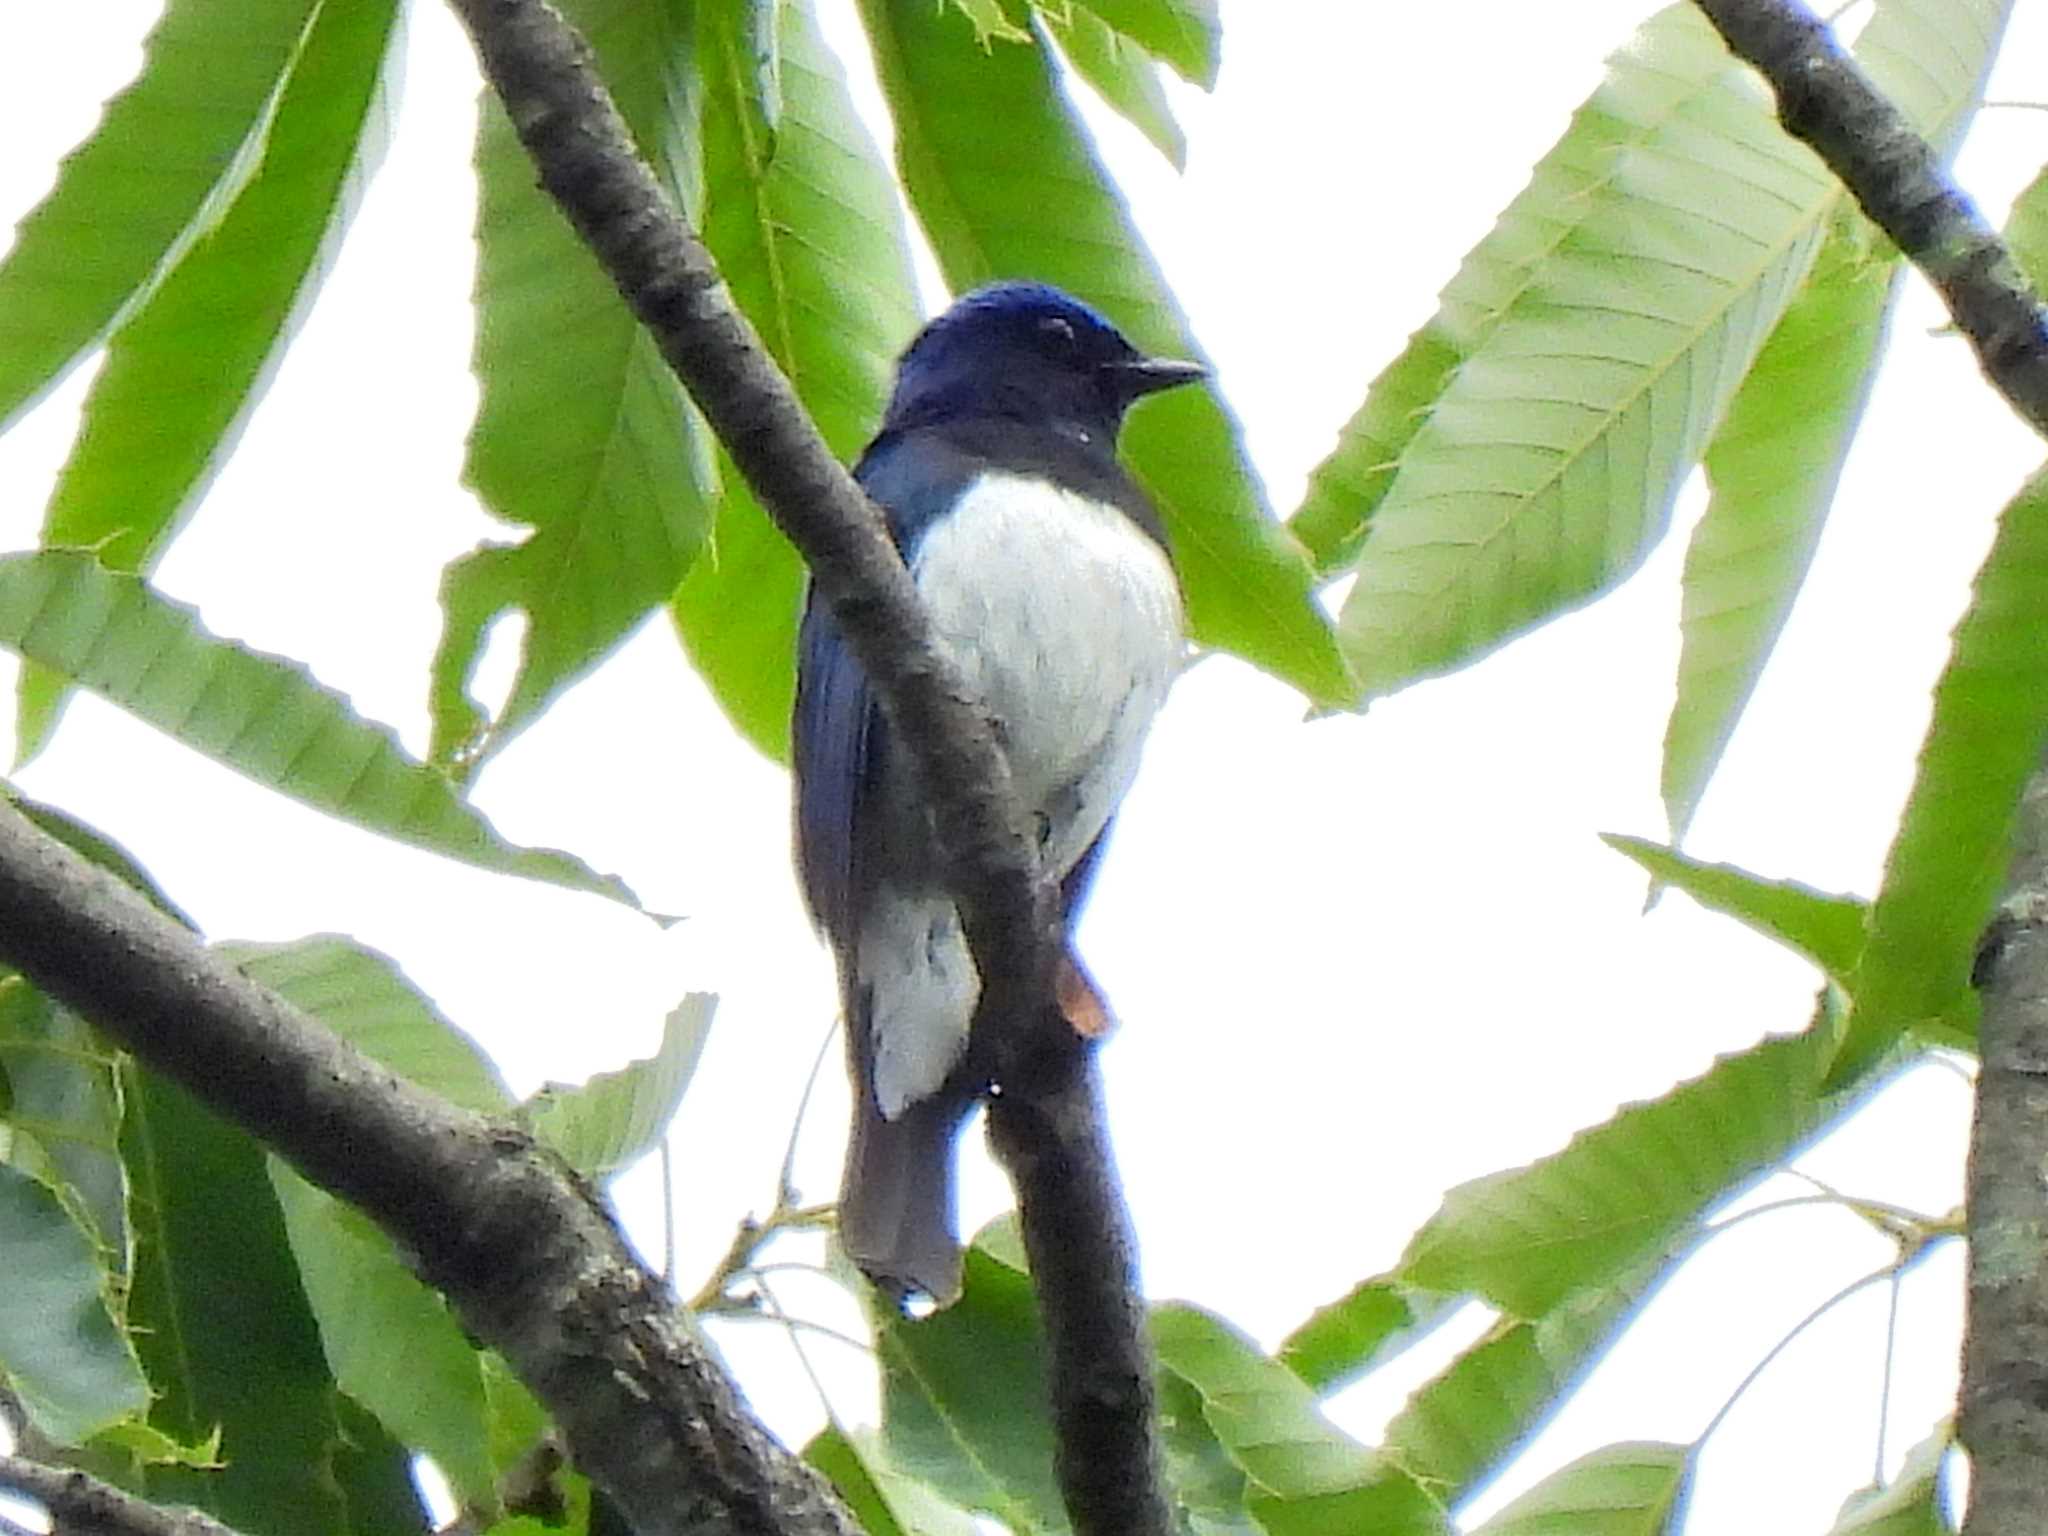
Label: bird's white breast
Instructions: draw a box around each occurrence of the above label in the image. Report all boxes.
[861,470,1183,1119]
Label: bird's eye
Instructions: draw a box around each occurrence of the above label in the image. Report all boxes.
[1037,316,1077,348]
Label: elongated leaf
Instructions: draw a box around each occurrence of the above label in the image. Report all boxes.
[1828,1421,1950,1535]
[872,1241,1066,1534]
[270,1162,496,1511]
[0,552,638,905]
[222,937,512,1114]
[120,1064,429,1531]
[1381,1252,1672,1507]
[0,983,126,1265]
[19,0,402,763]
[528,994,714,1179]
[673,0,920,758]
[0,1161,147,1445]
[1662,218,1901,843]
[1399,1003,1863,1318]
[1156,1366,1264,1536]
[857,0,1352,704]
[1045,8,1186,170]
[1468,1442,1691,1536]
[1068,0,1218,87]
[435,0,718,772]
[0,0,320,431]
[1150,1304,1447,1536]
[1601,834,1867,979]
[1834,465,2048,1085]
[1276,1277,1457,1394]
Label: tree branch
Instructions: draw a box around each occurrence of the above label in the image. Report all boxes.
[441,4,1172,1534]
[0,1454,245,1536]
[1689,0,2048,439]
[0,801,855,1536]
[1963,767,2048,1533]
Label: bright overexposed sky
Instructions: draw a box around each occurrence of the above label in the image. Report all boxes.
[5,2,2047,1528]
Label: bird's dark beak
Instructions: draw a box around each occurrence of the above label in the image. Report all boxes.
[1110,355,1207,400]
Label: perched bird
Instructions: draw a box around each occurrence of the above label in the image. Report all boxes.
[792,281,1202,1304]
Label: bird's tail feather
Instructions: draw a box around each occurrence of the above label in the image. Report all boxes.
[840,1087,971,1307]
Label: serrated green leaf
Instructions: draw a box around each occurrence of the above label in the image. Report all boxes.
[1601,834,1867,979]
[270,1160,497,1512]
[1307,0,2006,702]
[120,1064,429,1531]
[89,1418,224,1469]
[0,552,639,905]
[436,0,718,773]
[1468,1442,1691,1536]
[0,0,321,432]
[1663,220,1901,844]
[0,983,126,1266]
[873,1239,1067,1534]
[1276,1277,1457,1394]
[1045,8,1185,169]
[18,0,402,765]
[1150,1304,1447,1536]
[0,1161,148,1445]
[1399,1002,1867,1318]
[527,994,713,1180]
[1382,1253,1673,1506]
[1827,1421,1950,1534]
[674,0,920,759]
[858,0,1351,705]
[221,937,512,1114]
[1068,0,1217,87]
[1833,464,2048,1086]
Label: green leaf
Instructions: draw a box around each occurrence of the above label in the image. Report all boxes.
[269,1161,497,1512]
[806,1424,988,1536]
[1069,0,1218,87]
[1663,217,1901,844]
[1380,1253,1673,1506]
[1155,1365,1263,1536]
[1827,1421,1951,1534]
[222,937,513,1114]
[437,0,718,773]
[18,0,402,764]
[0,0,321,431]
[0,552,639,905]
[947,0,1030,46]
[1834,464,2048,1086]
[858,0,1352,705]
[674,0,921,759]
[527,994,714,1180]
[1276,1277,1457,1394]
[0,982,127,1265]
[1150,1304,1447,1536]
[1467,1442,1691,1536]
[1398,1003,1863,1318]
[120,1064,429,1531]
[1045,8,1186,170]
[1324,6,1836,696]
[0,1161,148,1445]
[872,1240,1067,1534]
[1601,834,1867,979]
[2005,167,2048,291]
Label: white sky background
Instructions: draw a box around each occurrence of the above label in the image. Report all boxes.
[4,0,2046,1527]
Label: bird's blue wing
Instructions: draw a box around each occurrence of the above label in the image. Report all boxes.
[792,588,871,948]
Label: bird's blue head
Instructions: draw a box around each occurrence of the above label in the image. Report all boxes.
[880,281,1205,441]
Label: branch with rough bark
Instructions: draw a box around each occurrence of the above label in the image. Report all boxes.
[0,1454,247,1536]
[0,800,856,1536]
[1690,0,2048,439]
[443,2,1172,1534]
[1965,767,2048,1534]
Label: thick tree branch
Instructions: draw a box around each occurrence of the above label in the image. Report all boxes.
[1962,768,2048,1534]
[0,1454,246,1536]
[0,802,855,1536]
[442,4,1171,1534]
[1690,0,2048,439]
